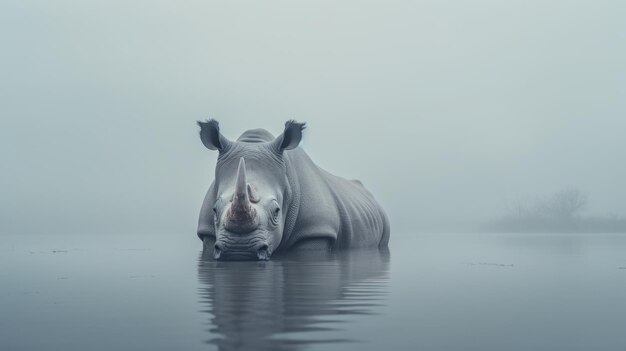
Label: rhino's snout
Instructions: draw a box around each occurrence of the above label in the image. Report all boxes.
[214,239,271,261]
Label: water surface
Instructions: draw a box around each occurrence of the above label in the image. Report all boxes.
[1,233,625,350]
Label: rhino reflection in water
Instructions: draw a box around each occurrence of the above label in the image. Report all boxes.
[197,120,390,260]
[197,248,390,350]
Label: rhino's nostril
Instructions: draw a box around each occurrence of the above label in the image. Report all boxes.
[257,244,270,261]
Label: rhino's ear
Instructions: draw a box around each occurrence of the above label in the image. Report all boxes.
[271,120,306,153]
[197,119,231,151]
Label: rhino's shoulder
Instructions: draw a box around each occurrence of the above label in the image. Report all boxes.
[351,179,363,187]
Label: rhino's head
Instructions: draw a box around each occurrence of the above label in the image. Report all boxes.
[198,119,305,261]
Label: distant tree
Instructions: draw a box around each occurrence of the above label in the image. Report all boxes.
[494,187,626,233]
[538,187,588,219]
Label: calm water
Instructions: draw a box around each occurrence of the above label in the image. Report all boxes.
[1,233,626,351]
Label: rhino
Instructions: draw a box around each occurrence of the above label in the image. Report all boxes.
[197,120,390,260]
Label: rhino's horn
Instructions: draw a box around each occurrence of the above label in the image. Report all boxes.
[233,157,249,205]
[226,157,258,233]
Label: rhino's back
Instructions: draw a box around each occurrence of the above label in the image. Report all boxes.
[321,170,390,248]
[285,149,389,249]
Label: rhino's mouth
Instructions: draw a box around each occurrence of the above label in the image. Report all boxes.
[213,241,271,261]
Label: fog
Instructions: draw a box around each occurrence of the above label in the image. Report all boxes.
[1,0,625,237]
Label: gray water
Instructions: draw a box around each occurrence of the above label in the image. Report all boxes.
[1,233,625,351]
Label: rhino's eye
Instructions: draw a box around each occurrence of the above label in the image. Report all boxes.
[269,204,280,225]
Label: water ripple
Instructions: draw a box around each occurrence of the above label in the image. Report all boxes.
[197,248,390,351]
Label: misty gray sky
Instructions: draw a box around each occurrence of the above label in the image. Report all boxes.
[1,0,625,236]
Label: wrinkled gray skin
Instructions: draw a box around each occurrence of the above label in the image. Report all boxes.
[197,120,390,260]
